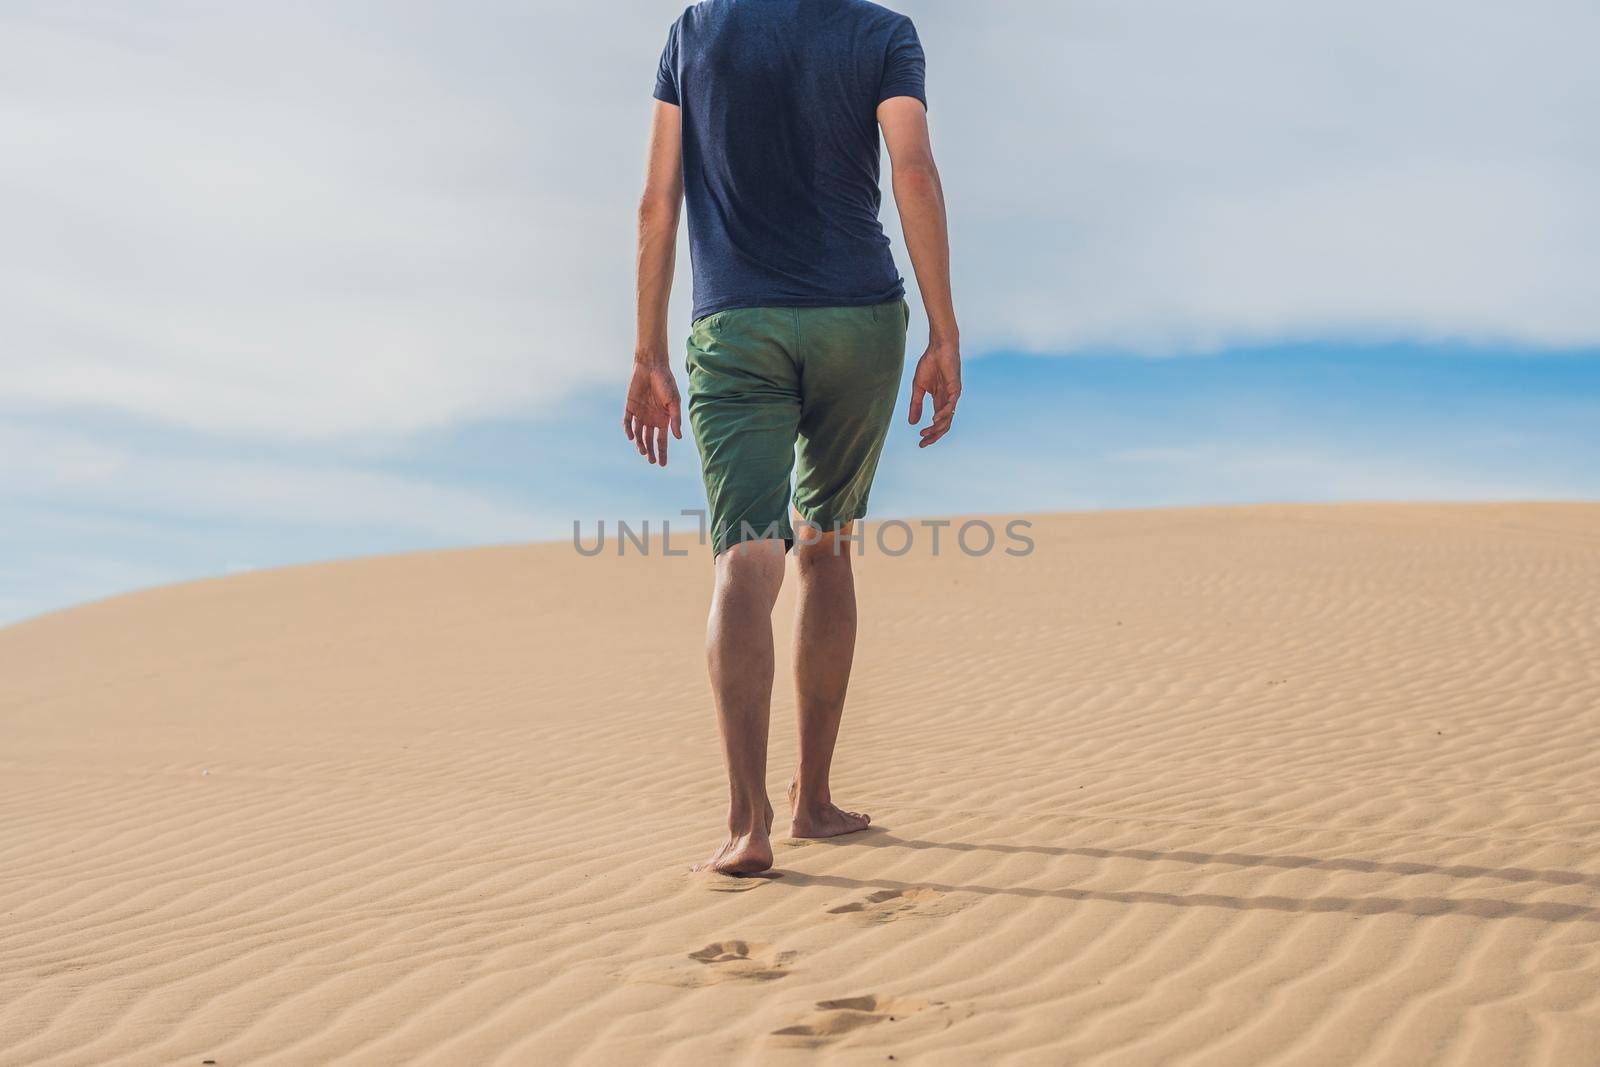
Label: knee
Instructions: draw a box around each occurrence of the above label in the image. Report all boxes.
[793,537,853,577]
[715,537,788,601]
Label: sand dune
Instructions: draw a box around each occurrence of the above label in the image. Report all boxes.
[2,503,1598,1065]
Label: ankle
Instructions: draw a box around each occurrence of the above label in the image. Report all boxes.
[789,780,832,813]
[726,800,770,835]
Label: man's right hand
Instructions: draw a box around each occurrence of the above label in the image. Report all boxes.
[622,357,683,466]
[908,341,961,447]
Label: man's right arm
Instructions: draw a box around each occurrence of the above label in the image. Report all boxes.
[623,99,685,467]
[880,96,961,448]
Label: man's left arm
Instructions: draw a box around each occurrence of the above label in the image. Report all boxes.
[623,100,685,467]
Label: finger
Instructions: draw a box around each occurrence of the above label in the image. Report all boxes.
[669,398,682,439]
[636,420,649,456]
[919,413,954,447]
[655,424,668,466]
[908,383,926,424]
[645,422,659,464]
[623,412,635,441]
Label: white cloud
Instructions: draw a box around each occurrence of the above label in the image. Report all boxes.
[1,0,1596,441]
[1,1,683,439]
[0,424,546,541]
[925,0,1600,352]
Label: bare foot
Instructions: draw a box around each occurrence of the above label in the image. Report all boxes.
[787,777,871,839]
[693,830,773,875]
[693,800,776,875]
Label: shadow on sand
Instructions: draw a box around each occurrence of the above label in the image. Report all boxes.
[765,828,1600,924]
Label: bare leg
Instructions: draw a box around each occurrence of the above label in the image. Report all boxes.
[788,520,871,839]
[694,538,786,874]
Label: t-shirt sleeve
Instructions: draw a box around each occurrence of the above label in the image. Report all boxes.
[652,20,681,106]
[877,17,927,109]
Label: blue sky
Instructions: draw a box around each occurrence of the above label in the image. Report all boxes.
[3,0,1598,622]
[7,343,1596,623]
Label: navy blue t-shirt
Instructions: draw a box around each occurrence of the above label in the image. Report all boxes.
[653,0,926,321]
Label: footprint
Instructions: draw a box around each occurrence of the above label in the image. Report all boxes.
[630,940,797,987]
[770,994,940,1047]
[696,870,783,893]
[687,939,796,977]
[826,887,967,922]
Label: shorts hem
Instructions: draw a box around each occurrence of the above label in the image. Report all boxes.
[712,523,796,558]
[792,508,867,538]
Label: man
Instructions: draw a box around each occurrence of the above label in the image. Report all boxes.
[623,0,960,875]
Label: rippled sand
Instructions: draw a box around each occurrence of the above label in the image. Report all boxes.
[2,503,1597,1064]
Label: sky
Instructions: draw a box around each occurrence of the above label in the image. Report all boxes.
[2,0,1598,623]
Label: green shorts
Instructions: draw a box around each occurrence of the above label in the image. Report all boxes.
[685,300,909,556]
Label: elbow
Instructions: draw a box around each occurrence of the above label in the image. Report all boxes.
[893,162,941,202]
[637,191,680,232]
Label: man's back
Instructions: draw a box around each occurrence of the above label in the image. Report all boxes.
[653,0,926,320]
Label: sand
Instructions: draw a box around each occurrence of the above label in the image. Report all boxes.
[2,502,1598,1065]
